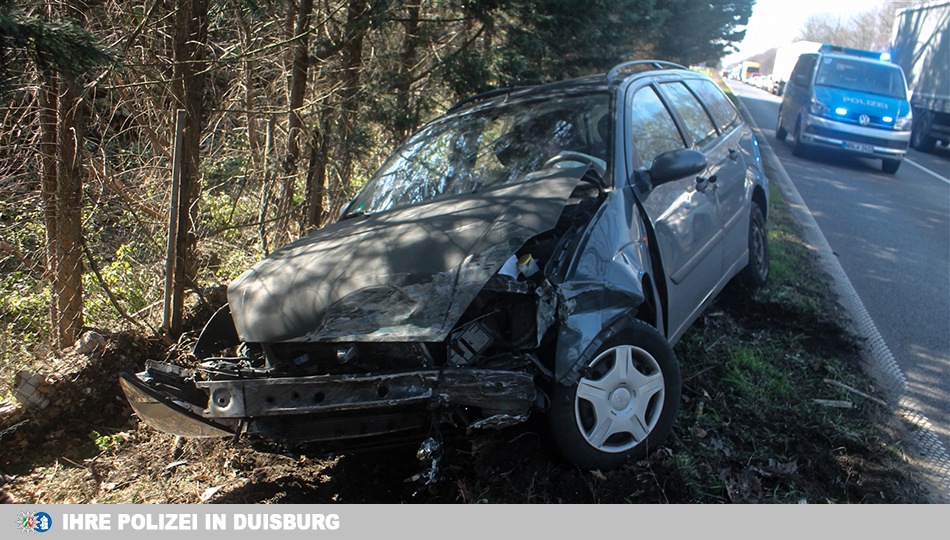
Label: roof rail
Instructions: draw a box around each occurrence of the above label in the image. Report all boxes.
[447,86,532,113]
[608,60,687,80]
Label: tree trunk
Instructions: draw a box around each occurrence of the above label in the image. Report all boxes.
[35,0,91,350]
[235,6,261,171]
[274,0,315,239]
[38,77,61,348]
[304,121,327,228]
[284,0,314,174]
[333,0,369,212]
[54,77,85,348]
[395,2,422,140]
[166,0,208,336]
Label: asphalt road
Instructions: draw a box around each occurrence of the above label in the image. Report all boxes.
[729,81,950,453]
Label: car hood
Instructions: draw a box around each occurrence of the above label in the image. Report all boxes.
[227,167,586,343]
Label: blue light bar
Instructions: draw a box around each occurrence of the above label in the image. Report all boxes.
[819,44,891,62]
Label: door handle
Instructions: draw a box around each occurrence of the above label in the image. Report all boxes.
[728,148,740,161]
[696,174,717,193]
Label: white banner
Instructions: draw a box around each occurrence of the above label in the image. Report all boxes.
[1,504,939,539]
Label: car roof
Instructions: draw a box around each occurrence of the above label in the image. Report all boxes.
[447,60,693,114]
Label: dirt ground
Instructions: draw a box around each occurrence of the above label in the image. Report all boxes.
[0,287,932,504]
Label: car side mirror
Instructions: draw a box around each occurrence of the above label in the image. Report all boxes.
[647,149,707,187]
[792,73,808,87]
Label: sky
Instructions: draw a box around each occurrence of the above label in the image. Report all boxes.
[721,0,913,65]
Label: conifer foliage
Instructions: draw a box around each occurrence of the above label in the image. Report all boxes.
[0,0,754,351]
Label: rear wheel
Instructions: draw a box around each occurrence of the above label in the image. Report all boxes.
[739,204,769,290]
[548,320,680,470]
[911,111,937,152]
[775,111,788,141]
[882,158,901,174]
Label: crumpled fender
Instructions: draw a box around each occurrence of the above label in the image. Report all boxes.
[553,191,651,382]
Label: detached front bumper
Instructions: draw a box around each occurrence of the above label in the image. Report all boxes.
[119,370,236,438]
[120,361,537,442]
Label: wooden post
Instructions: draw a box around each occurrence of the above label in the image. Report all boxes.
[163,109,187,332]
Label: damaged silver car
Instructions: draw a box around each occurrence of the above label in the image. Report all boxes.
[121,61,770,471]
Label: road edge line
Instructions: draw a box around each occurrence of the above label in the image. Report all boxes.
[904,157,950,185]
[735,93,950,503]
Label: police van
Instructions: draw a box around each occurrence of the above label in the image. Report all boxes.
[776,44,912,174]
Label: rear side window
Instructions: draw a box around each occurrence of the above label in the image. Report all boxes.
[686,79,741,133]
[661,82,718,148]
[629,87,686,168]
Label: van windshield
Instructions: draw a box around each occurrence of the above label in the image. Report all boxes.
[815,57,906,99]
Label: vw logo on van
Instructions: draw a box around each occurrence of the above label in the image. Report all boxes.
[859,114,871,126]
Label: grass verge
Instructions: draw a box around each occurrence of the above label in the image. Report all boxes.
[1,177,931,503]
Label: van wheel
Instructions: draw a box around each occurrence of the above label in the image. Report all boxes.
[882,159,901,174]
[792,118,809,158]
[548,320,680,471]
[775,111,787,141]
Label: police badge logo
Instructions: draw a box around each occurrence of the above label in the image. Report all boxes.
[16,511,52,533]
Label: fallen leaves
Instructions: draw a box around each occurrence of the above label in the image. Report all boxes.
[719,459,799,503]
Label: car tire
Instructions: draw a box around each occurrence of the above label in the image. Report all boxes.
[548,320,681,471]
[791,117,809,158]
[739,204,769,290]
[910,111,937,153]
[882,158,901,174]
[775,111,787,142]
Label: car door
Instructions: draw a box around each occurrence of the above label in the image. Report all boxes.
[680,78,752,271]
[625,83,724,341]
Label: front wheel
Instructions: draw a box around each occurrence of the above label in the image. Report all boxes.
[791,117,809,158]
[882,158,901,174]
[548,320,681,470]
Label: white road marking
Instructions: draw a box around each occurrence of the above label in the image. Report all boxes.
[905,158,950,186]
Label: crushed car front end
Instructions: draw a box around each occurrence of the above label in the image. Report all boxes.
[121,86,637,453]
[120,163,599,448]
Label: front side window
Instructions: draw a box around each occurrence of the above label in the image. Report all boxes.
[345,93,610,217]
[629,87,686,168]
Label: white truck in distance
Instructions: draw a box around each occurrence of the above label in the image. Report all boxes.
[770,41,821,96]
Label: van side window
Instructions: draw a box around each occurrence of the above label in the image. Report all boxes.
[660,82,718,148]
[685,79,741,133]
[630,87,686,168]
[790,54,818,86]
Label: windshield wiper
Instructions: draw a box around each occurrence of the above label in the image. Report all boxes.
[340,210,371,221]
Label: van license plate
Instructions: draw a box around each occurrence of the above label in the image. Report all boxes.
[844,142,874,154]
